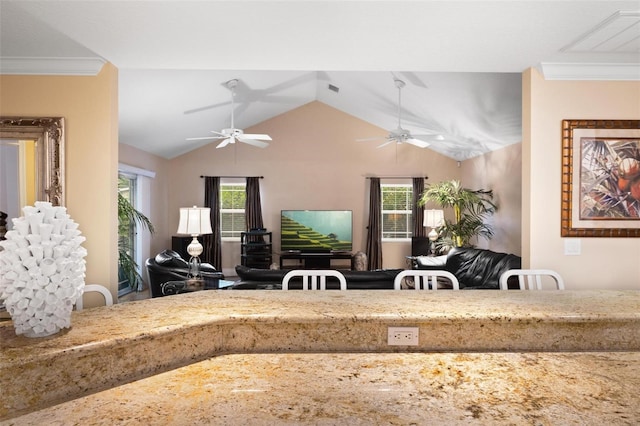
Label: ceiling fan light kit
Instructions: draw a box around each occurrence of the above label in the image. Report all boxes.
[187,78,272,149]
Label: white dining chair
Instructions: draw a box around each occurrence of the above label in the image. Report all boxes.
[393,270,460,290]
[282,270,347,290]
[499,269,565,290]
[76,284,114,310]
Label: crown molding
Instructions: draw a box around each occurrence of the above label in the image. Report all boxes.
[0,57,106,76]
[538,62,640,81]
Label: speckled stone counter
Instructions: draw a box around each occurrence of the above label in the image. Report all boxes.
[1,290,639,422]
[6,352,640,425]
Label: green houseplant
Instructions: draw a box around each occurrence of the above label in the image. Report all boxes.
[118,192,154,290]
[418,179,497,250]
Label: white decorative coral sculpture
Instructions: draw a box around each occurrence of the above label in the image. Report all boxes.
[0,201,87,337]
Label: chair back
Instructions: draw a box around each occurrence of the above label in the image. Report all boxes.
[499,269,565,290]
[282,270,347,290]
[393,270,460,290]
[76,284,114,310]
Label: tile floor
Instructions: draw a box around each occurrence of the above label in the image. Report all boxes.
[118,287,150,303]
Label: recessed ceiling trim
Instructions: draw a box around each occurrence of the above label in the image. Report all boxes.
[0,57,106,76]
[539,62,640,80]
[561,11,640,53]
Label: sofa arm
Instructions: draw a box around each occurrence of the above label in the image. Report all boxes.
[413,255,447,269]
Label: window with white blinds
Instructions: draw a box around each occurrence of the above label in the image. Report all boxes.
[381,184,413,240]
[220,183,246,239]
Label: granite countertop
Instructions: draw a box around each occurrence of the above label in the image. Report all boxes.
[7,352,640,425]
[1,290,640,422]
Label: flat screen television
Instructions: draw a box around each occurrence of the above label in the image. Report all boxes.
[281,210,352,252]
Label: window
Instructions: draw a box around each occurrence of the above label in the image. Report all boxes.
[381,184,413,240]
[117,164,155,297]
[220,183,246,239]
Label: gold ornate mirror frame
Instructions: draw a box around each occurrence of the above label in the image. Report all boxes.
[0,117,65,206]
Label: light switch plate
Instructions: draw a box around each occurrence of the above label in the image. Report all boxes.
[564,238,581,255]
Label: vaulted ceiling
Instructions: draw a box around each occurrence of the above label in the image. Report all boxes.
[1,1,639,160]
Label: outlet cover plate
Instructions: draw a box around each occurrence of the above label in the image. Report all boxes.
[387,326,419,346]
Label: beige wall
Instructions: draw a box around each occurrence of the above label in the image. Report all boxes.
[461,142,522,255]
[163,101,525,274]
[524,68,640,289]
[0,64,120,304]
[4,62,635,303]
[120,101,523,276]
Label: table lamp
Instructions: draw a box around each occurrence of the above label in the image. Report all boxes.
[423,209,444,255]
[177,206,213,279]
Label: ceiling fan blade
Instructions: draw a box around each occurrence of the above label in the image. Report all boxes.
[216,138,232,149]
[186,136,224,141]
[197,78,273,150]
[237,137,269,148]
[241,133,272,141]
[377,140,395,149]
[356,136,384,142]
[406,138,430,148]
[413,134,445,140]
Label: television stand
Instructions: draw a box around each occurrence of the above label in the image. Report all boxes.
[280,252,353,270]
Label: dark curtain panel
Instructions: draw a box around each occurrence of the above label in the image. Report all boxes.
[412,177,426,237]
[202,176,222,270]
[245,177,264,230]
[365,177,383,270]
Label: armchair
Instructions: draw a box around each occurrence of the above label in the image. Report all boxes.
[145,250,224,297]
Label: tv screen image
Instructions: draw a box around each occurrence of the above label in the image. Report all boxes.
[281,210,352,252]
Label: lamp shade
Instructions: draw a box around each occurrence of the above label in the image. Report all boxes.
[423,209,444,228]
[177,206,213,236]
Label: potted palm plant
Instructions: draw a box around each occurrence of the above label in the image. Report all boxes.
[118,192,154,290]
[418,179,496,250]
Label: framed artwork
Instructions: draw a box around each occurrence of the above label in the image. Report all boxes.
[561,119,640,237]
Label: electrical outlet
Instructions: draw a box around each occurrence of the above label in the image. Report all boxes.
[387,327,419,346]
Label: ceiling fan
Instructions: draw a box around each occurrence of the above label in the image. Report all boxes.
[358,78,436,149]
[186,79,272,149]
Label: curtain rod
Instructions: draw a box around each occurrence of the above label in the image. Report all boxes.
[200,175,264,179]
[365,176,428,180]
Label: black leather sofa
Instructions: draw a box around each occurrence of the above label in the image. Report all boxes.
[413,247,522,289]
[232,265,403,290]
[145,250,224,297]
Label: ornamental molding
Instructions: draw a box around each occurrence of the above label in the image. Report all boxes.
[538,62,640,81]
[0,57,106,76]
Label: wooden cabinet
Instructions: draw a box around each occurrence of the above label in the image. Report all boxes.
[279,252,353,270]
